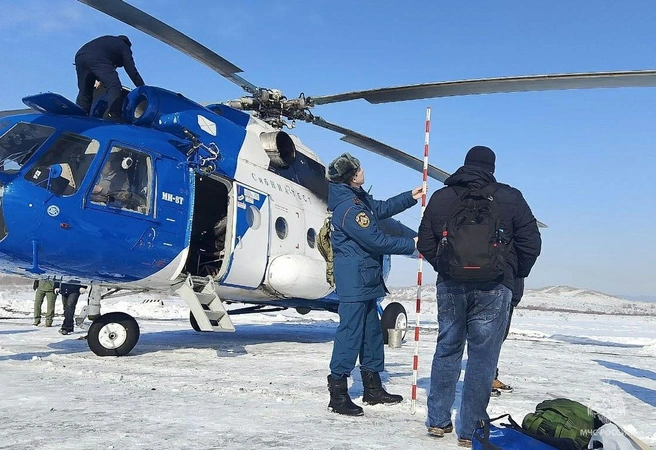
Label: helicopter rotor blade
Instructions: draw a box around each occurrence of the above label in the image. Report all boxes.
[309,70,656,106]
[0,108,38,118]
[78,0,259,94]
[312,117,548,228]
[312,117,451,183]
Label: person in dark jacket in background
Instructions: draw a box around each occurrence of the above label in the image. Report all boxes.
[74,35,145,119]
[417,146,541,446]
[326,152,424,416]
[492,276,525,396]
[57,282,87,335]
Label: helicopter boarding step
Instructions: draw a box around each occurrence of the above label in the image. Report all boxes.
[175,275,235,332]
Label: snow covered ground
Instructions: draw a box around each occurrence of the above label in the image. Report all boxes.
[1,280,655,449]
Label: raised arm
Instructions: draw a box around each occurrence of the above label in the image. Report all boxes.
[342,207,416,255]
[368,190,417,220]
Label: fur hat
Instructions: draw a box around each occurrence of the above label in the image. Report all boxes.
[464,145,496,174]
[327,153,361,184]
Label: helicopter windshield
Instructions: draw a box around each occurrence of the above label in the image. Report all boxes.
[0,122,55,174]
[23,133,100,197]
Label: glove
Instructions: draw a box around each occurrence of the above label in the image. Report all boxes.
[54,288,60,295]
[79,287,87,294]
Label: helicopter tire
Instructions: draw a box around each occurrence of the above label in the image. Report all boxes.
[87,312,140,357]
[189,311,209,332]
[381,302,407,345]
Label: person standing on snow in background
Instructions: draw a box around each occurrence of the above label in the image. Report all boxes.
[74,35,145,120]
[326,152,425,416]
[33,279,58,327]
[58,283,87,335]
[417,145,541,447]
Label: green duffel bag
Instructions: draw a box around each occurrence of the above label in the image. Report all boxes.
[522,398,601,449]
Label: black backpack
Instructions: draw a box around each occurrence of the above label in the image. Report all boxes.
[437,183,510,282]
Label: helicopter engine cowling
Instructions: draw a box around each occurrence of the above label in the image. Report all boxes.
[260,131,296,168]
[266,254,332,299]
[123,86,209,128]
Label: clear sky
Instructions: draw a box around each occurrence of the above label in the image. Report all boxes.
[1,1,655,297]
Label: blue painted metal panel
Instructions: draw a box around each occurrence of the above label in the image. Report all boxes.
[22,93,87,116]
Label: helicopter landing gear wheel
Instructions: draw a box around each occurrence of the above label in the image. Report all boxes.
[189,311,209,332]
[87,312,140,356]
[381,302,407,345]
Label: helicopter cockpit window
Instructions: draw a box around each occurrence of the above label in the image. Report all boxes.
[1,123,55,174]
[90,146,152,215]
[24,133,99,196]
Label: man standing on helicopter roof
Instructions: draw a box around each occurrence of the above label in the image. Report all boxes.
[326,152,424,416]
[74,35,145,120]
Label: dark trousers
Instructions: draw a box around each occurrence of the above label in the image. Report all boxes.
[495,305,515,379]
[61,292,80,332]
[75,55,123,117]
[329,299,385,378]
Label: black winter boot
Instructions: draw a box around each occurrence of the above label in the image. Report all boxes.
[327,375,364,416]
[361,370,403,405]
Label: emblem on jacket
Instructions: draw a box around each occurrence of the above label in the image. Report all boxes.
[355,212,370,228]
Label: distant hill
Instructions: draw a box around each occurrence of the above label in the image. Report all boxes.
[528,285,619,300]
[621,294,656,303]
[386,284,656,316]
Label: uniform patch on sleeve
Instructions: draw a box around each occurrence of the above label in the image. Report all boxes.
[355,212,370,228]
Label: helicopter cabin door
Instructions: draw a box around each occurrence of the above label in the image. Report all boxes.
[219,182,269,288]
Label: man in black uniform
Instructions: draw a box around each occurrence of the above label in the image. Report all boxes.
[74,35,145,119]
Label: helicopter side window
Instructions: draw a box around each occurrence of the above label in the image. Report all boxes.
[90,146,152,215]
[24,133,99,196]
[1,122,55,174]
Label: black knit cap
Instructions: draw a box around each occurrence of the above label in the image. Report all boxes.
[464,145,496,174]
[327,153,361,184]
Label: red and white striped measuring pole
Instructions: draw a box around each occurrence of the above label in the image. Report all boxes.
[411,107,431,415]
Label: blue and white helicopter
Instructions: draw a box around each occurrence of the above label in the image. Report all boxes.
[1,0,655,356]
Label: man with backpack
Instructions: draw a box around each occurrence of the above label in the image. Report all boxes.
[417,145,541,447]
[325,152,424,416]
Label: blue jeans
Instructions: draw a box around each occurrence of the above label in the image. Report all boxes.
[426,281,511,440]
[329,299,385,378]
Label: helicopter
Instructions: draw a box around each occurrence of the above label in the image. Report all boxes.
[0,0,655,357]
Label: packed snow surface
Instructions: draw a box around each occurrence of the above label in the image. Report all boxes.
[1,279,655,449]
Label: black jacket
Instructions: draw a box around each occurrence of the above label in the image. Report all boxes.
[75,35,145,87]
[417,165,541,290]
[57,283,85,297]
[512,277,525,306]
